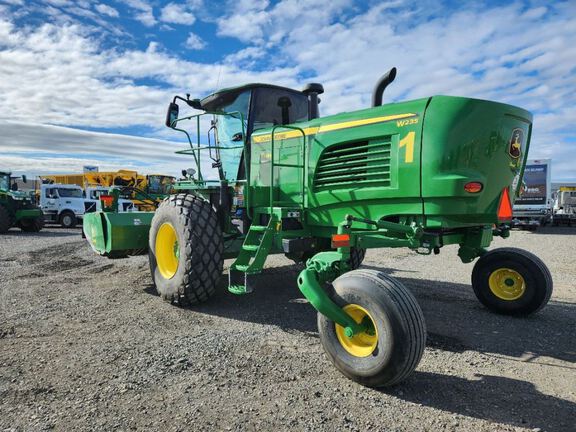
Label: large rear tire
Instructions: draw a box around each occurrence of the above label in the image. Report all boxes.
[0,206,12,233]
[19,214,44,232]
[471,247,552,316]
[149,193,223,306]
[318,270,426,387]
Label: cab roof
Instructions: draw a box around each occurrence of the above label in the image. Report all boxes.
[200,83,303,111]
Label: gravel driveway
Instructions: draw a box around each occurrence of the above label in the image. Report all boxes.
[0,226,574,431]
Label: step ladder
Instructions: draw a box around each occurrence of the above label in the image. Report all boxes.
[228,216,277,295]
[228,125,307,295]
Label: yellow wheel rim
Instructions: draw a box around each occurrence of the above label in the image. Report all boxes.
[488,268,525,301]
[335,304,378,357]
[155,222,179,279]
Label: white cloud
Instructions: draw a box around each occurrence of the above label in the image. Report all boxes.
[160,2,196,25]
[184,32,206,50]
[125,0,156,26]
[95,3,119,18]
[0,120,214,178]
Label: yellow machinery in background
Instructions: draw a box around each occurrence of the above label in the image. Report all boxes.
[41,170,175,211]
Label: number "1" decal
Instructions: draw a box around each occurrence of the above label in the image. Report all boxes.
[399,131,415,163]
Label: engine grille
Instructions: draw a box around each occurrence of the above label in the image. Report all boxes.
[313,138,392,191]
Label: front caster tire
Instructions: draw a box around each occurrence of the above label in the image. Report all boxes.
[0,206,12,233]
[149,194,223,306]
[471,247,552,316]
[318,270,426,387]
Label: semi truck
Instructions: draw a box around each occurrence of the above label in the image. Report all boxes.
[39,183,134,228]
[512,159,552,230]
[553,186,576,226]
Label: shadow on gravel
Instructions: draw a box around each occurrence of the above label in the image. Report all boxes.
[531,226,576,235]
[389,372,576,432]
[4,230,80,238]
[396,275,576,366]
[142,264,576,365]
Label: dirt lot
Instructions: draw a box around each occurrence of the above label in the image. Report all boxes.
[0,226,574,431]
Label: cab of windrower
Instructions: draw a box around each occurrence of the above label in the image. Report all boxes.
[164,68,398,183]
[164,83,322,181]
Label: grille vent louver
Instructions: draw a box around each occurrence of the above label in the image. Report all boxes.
[314,138,392,191]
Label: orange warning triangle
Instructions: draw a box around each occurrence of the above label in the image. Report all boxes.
[498,187,513,221]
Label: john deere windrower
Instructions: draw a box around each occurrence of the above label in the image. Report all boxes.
[84,68,552,387]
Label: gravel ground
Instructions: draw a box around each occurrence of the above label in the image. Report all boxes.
[0,226,575,431]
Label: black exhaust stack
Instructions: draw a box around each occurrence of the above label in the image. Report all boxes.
[302,83,324,120]
[372,67,397,107]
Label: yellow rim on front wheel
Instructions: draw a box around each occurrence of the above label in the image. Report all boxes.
[155,222,179,279]
[488,268,525,301]
[335,304,378,357]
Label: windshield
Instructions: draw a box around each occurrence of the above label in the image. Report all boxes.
[147,175,174,195]
[57,188,83,198]
[213,90,250,180]
[0,174,9,191]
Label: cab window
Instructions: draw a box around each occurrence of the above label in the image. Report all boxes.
[252,89,309,132]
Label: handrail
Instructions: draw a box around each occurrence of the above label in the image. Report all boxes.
[269,125,307,215]
[170,110,246,186]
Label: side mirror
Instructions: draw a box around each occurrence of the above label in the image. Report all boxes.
[165,102,179,128]
[186,168,196,177]
[22,175,27,183]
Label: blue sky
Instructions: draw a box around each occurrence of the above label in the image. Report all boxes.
[0,0,575,180]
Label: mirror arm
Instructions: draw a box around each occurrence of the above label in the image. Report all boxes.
[173,95,202,110]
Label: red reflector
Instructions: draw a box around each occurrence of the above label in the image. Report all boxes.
[100,195,114,206]
[464,182,483,193]
[497,187,513,221]
[331,234,350,248]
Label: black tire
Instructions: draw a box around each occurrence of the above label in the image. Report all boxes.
[349,247,366,270]
[471,247,552,316]
[19,214,44,232]
[318,269,426,387]
[149,193,223,306]
[0,205,12,233]
[59,211,77,228]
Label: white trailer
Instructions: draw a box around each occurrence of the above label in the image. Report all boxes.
[512,159,552,230]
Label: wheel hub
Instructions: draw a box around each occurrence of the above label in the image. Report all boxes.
[335,304,378,357]
[156,222,179,279]
[488,268,525,301]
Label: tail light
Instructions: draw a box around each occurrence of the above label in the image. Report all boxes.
[497,187,513,222]
[464,182,483,193]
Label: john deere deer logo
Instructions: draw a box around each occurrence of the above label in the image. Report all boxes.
[509,128,523,159]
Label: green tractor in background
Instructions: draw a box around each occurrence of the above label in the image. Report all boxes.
[0,171,44,233]
[84,68,552,387]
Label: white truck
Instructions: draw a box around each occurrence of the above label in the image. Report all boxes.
[40,184,85,228]
[553,187,576,226]
[40,184,134,228]
[512,159,552,230]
